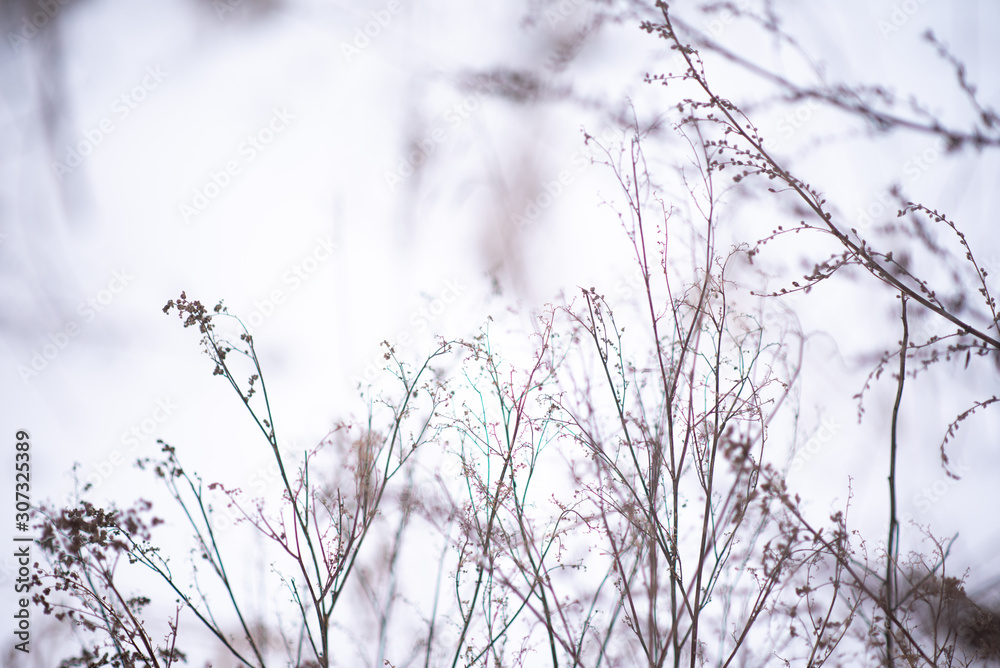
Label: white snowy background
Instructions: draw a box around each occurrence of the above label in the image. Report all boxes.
[2,0,999,663]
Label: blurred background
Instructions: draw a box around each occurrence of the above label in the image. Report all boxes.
[2,0,999,662]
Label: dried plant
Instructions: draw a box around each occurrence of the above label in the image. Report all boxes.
[26,2,1000,667]
[32,494,184,668]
